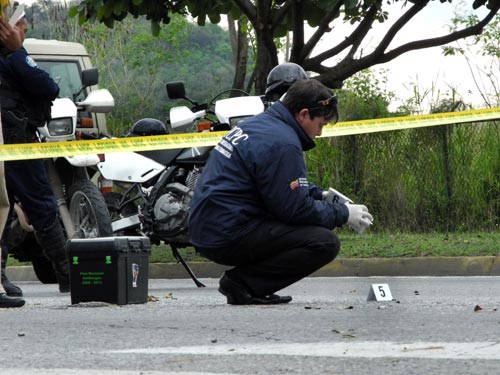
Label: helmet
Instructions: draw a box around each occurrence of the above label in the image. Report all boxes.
[265,62,308,100]
[128,118,168,136]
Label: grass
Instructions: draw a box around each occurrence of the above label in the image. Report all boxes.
[146,231,500,263]
[7,231,499,266]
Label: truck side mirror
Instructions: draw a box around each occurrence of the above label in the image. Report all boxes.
[81,68,99,87]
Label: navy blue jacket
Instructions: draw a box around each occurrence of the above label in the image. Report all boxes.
[189,101,349,249]
[0,46,59,102]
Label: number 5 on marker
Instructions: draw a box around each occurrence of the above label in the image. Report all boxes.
[367,283,393,301]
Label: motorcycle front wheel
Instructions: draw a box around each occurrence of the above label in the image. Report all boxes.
[67,180,113,238]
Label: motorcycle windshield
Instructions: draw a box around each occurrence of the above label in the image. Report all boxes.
[176,146,212,164]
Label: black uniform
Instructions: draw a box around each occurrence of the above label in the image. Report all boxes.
[0,46,59,230]
[0,45,70,293]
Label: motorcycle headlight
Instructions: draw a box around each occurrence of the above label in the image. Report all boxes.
[47,117,73,136]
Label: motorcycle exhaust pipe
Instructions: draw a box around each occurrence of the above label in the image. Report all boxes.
[45,159,76,239]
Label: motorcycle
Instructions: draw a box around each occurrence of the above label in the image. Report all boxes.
[5,68,115,283]
[97,81,265,286]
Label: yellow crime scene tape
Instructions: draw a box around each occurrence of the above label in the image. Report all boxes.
[321,106,500,138]
[1,106,500,162]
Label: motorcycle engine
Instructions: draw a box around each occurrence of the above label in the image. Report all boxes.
[153,182,193,237]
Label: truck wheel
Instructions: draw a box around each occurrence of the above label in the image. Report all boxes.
[67,180,113,238]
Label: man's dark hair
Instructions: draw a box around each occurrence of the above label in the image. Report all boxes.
[282,79,338,122]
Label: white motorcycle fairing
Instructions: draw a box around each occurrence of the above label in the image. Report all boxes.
[98,151,165,183]
[215,96,264,127]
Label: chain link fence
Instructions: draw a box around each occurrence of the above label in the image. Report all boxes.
[307,120,500,232]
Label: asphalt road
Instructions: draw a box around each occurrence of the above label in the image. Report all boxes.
[1,276,500,375]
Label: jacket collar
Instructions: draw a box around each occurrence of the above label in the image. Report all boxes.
[267,101,316,151]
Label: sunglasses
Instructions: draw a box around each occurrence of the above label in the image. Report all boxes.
[313,95,338,107]
[307,95,339,124]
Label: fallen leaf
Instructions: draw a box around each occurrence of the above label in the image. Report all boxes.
[332,329,356,339]
[474,305,497,312]
[147,295,159,302]
[165,292,177,300]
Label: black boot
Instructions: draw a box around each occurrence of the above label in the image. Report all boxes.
[1,243,23,297]
[0,292,25,308]
[35,219,70,293]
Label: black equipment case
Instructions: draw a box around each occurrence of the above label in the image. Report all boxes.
[67,236,151,305]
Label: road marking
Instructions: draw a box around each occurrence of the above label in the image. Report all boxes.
[108,341,500,360]
[4,370,240,375]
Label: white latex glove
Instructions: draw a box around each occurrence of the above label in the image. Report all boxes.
[322,187,353,204]
[346,203,373,234]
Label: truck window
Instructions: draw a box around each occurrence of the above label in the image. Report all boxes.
[36,60,86,101]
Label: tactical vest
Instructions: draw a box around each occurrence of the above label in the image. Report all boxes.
[0,73,52,144]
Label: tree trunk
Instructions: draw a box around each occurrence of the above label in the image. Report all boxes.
[229,16,249,94]
[254,32,278,95]
[251,0,279,95]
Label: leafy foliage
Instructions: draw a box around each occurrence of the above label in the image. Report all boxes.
[27,2,235,135]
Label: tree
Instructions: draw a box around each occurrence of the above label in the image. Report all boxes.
[70,0,500,94]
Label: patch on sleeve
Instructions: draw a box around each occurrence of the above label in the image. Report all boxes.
[25,55,37,68]
[289,177,309,190]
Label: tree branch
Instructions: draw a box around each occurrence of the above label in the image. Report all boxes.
[299,2,343,62]
[232,0,257,21]
[372,0,430,58]
[314,2,500,88]
[377,3,500,64]
[290,1,305,62]
[271,0,295,28]
[305,2,380,69]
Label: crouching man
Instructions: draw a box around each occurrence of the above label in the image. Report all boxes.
[189,79,373,305]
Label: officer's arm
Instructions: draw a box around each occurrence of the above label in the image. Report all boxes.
[256,144,348,229]
[308,183,324,200]
[0,17,21,55]
[11,48,59,99]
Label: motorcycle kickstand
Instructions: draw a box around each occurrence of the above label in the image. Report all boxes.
[171,246,206,288]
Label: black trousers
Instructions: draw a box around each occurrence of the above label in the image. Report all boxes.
[197,219,340,297]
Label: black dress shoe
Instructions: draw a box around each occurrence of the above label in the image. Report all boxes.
[219,274,292,305]
[253,294,293,304]
[0,293,25,308]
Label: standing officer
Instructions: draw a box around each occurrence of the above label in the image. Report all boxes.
[0,10,26,307]
[0,14,70,294]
